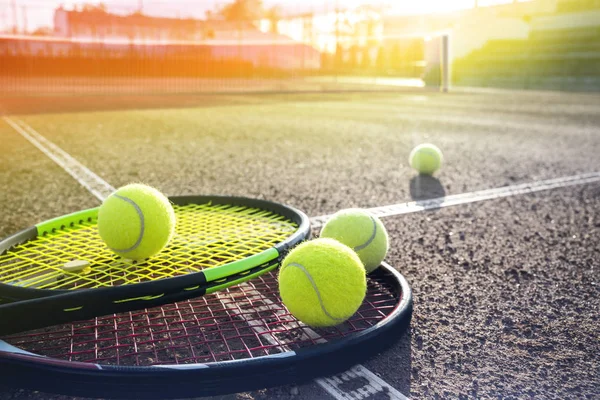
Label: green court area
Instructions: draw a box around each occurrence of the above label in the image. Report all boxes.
[1,0,600,398]
[1,89,600,399]
[3,91,599,226]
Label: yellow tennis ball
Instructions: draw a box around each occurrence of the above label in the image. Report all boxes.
[279,238,366,328]
[409,143,443,175]
[320,209,389,273]
[98,183,176,261]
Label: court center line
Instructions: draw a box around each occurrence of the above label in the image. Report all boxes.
[310,172,600,228]
[4,117,408,399]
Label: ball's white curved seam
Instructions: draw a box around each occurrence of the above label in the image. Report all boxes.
[110,194,145,253]
[353,216,378,252]
[283,262,345,322]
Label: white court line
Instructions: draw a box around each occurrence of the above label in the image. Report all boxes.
[218,284,410,400]
[2,117,115,201]
[4,117,409,399]
[310,172,600,228]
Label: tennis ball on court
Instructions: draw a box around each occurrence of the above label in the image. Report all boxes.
[320,209,389,273]
[279,238,366,327]
[98,183,176,261]
[409,143,443,175]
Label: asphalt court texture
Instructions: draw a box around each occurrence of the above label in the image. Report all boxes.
[0,89,599,399]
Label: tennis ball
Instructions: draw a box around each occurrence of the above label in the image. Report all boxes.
[320,209,388,273]
[98,183,176,261]
[409,143,443,175]
[279,238,366,327]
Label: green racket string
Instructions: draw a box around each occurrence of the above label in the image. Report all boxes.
[0,203,298,290]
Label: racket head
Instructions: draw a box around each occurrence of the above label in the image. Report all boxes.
[0,263,412,399]
[0,195,309,300]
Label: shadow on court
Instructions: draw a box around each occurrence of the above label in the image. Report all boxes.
[362,329,412,397]
[409,175,446,202]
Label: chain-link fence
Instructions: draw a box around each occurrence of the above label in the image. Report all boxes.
[0,1,445,94]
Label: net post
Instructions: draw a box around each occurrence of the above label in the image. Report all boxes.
[424,33,450,92]
[441,33,451,93]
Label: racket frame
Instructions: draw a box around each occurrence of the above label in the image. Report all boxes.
[0,196,310,333]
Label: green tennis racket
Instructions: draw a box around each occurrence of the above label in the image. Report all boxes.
[0,195,310,334]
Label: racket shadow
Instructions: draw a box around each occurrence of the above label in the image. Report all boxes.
[365,325,412,395]
[252,268,413,396]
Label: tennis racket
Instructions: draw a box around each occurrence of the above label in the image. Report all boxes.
[0,196,310,334]
[0,262,412,399]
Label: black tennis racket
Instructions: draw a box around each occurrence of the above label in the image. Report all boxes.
[0,262,412,399]
[0,196,310,334]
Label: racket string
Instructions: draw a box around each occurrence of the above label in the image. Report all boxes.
[2,270,400,365]
[0,203,298,290]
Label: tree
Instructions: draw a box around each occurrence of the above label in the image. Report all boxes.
[376,46,387,71]
[265,6,280,34]
[361,48,371,70]
[321,51,333,71]
[32,27,52,36]
[334,44,344,70]
[82,3,107,12]
[218,0,263,22]
[349,44,360,69]
[389,43,402,71]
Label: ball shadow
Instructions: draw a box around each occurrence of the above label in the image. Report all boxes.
[409,175,446,203]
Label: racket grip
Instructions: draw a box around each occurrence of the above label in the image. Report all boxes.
[0,287,206,336]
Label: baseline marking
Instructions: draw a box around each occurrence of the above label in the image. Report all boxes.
[310,172,600,228]
[3,117,115,200]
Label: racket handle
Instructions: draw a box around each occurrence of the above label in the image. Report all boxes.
[0,287,206,336]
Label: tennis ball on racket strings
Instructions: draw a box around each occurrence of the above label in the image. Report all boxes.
[409,143,443,175]
[98,183,176,261]
[279,238,366,328]
[320,209,389,273]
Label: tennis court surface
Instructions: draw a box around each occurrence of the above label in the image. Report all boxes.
[0,88,599,399]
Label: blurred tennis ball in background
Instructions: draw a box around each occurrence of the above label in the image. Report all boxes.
[320,209,389,273]
[409,143,443,175]
[279,238,366,327]
[98,183,176,261]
